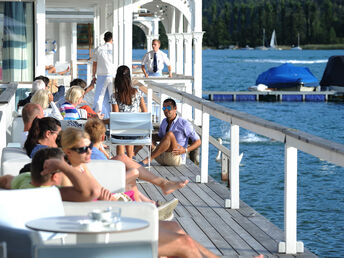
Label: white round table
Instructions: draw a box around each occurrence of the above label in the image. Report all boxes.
[26,215,149,243]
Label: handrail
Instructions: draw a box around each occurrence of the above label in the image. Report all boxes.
[144,82,344,255]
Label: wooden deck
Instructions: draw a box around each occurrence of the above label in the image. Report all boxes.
[136,153,317,258]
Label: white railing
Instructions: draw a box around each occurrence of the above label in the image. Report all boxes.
[145,83,344,254]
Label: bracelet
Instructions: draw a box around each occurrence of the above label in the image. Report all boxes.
[185,148,188,153]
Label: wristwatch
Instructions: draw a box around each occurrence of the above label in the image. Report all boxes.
[185,148,188,153]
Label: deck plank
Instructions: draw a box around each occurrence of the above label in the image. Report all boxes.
[133,148,317,257]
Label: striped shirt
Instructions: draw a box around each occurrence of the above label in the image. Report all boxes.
[60,102,80,120]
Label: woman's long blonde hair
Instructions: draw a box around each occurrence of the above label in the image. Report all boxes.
[31,89,49,109]
[61,127,90,150]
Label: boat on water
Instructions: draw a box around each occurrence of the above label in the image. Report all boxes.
[268,30,282,50]
[291,33,302,50]
[240,45,253,50]
[255,63,319,91]
[320,55,344,91]
[255,28,268,50]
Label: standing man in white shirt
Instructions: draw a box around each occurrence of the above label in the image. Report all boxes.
[92,31,114,119]
[141,39,172,78]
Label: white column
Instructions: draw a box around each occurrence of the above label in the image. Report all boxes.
[35,0,45,77]
[118,0,124,65]
[146,35,154,52]
[112,0,119,70]
[71,23,77,80]
[123,0,133,69]
[230,124,240,209]
[99,1,107,37]
[94,6,100,48]
[167,34,176,73]
[193,32,204,125]
[152,18,159,36]
[175,34,184,75]
[278,144,303,254]
[183,33,193,76]
[58,23,68,63]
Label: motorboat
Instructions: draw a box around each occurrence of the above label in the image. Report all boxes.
[320,56,344,91]
[255,63,319,91]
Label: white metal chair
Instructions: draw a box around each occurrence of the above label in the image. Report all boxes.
[11,116,24,145]
[87,160,126,193]
[0,224,41,258]
[109,112,152,167]
[34,241,153,258]
[1,147,31,176]
[0,187,65,242]
[63,201,158,257]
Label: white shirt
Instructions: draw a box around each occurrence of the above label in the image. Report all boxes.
[141,50,171,74]
[44,102,63,120]
[93,42,114,76]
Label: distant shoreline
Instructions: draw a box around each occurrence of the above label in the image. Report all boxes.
[203,44,344,50]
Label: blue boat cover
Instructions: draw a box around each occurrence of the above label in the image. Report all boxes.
[256,63,319,89]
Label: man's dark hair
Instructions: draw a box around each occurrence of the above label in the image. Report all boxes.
[31,148,64,184]
[163,98,176,108]
[70,78,87,88]
[104,32,113,42]
[34,75,49,86]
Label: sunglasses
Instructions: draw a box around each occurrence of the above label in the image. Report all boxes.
[162,106,172,111]
[70,142,93,154]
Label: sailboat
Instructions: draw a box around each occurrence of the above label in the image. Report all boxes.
[268,30,282,50]
[291,33,302,50]
[255,28,268,50]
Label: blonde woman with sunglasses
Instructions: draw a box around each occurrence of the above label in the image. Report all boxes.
[60,127,151,202]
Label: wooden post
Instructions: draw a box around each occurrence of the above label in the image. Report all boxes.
[221,155,229,182]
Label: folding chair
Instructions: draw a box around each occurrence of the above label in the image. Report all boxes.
[109,112,152,168]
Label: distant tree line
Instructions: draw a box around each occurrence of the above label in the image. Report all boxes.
[203,0,344,48]
[132,0,344,49]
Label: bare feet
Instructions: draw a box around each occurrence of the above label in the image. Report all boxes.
[161,179,189,195]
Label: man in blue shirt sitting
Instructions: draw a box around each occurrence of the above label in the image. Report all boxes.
[142,98,201,166]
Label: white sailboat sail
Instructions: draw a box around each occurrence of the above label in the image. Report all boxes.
[269,30,281,50]
[270,30,277,48]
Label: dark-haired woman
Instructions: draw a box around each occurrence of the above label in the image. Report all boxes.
[24,117,61,158]
[111,65,147,158]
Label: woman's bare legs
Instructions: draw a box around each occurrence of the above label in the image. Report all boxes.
[125,168,154,203]
[125,145,134,159]
[113,154,189,195]
[159,221,219,258]
[116,145,126,156]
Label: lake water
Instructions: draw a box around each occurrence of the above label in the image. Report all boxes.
[134,49,344,257]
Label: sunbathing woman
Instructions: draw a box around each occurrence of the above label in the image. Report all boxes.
[60,127,151,202]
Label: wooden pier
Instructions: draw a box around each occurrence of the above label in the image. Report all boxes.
[136,152,317,258]
[203,90,344,102]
